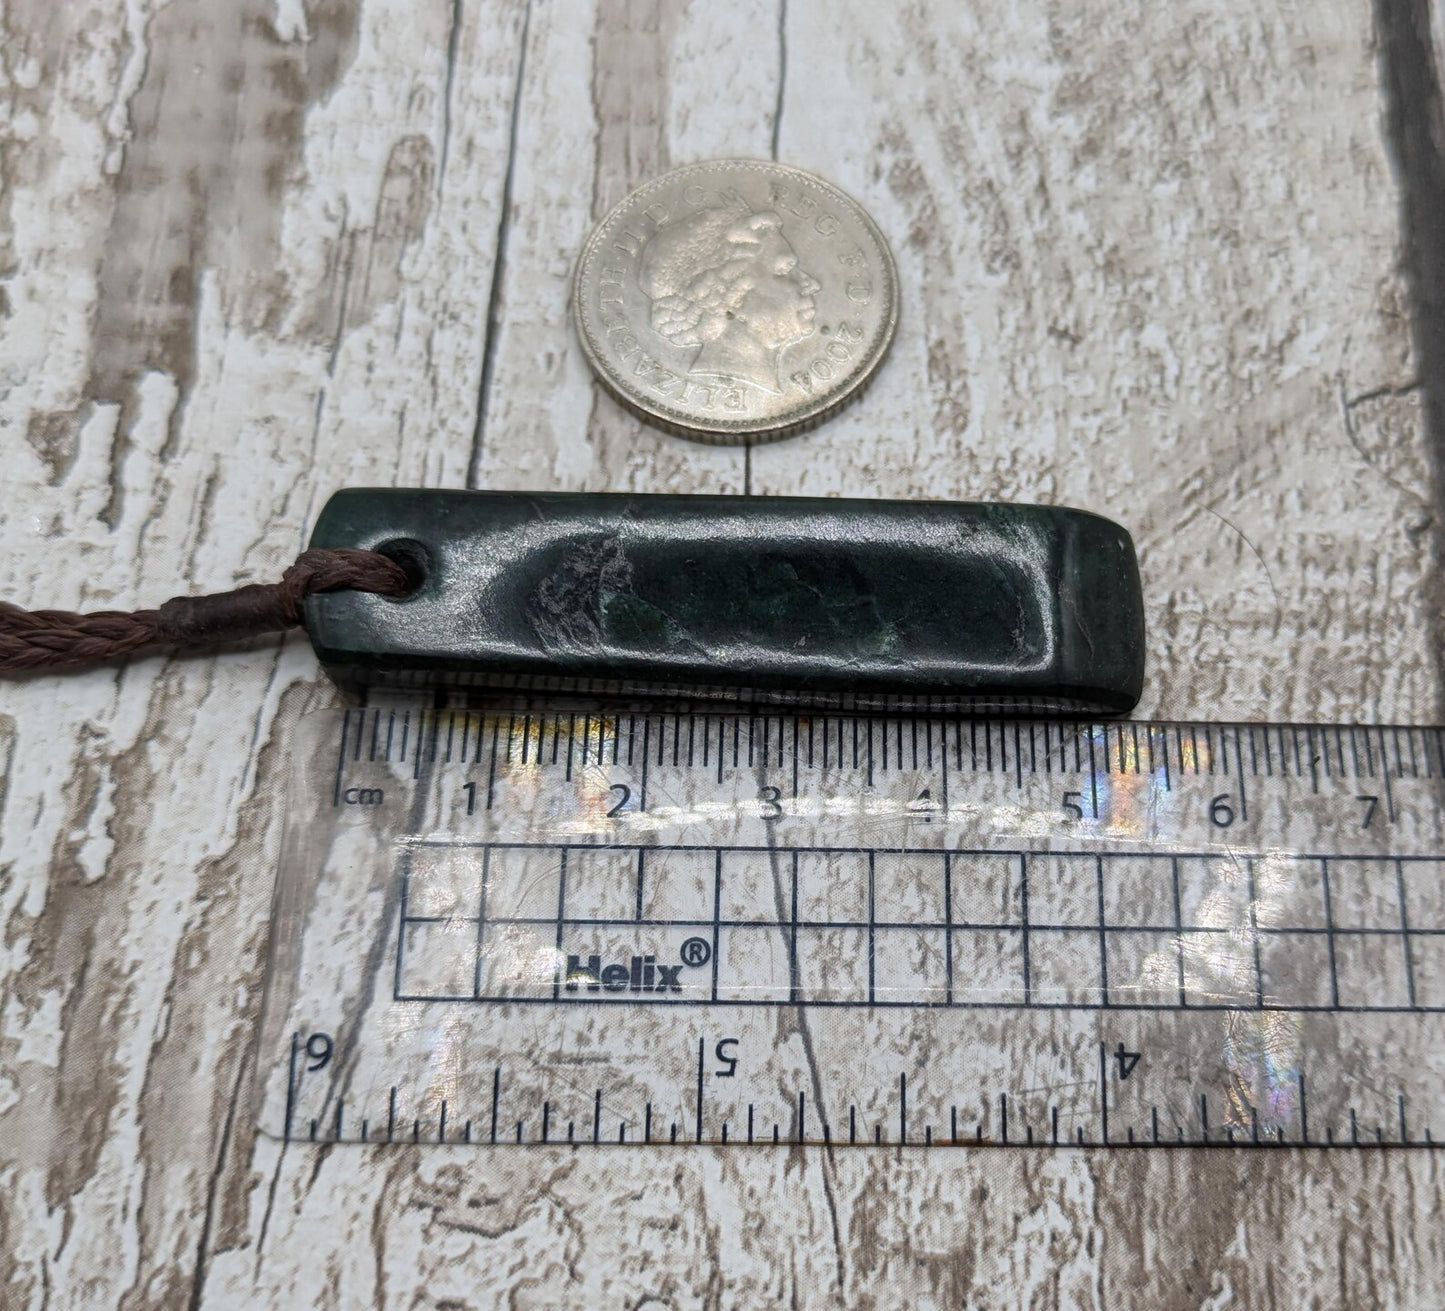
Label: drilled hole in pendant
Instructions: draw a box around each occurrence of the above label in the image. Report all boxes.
[373,538,430,598]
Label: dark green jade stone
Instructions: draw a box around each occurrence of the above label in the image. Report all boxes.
[305,489,1145,714]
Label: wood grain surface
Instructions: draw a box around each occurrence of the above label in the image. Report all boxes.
[3,1,1444,1306]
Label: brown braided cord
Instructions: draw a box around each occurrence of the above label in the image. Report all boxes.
[0,548,410,673]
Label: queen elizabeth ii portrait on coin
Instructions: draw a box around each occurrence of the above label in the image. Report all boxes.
[637,202,822,396]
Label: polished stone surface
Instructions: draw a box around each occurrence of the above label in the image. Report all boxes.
[306,490,1145,713]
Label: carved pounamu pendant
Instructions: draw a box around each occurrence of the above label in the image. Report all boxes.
[305,490,1145,714]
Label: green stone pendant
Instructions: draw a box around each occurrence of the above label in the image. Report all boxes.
[305,490,1145,714]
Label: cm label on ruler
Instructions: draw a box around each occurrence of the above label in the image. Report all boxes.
[256,711,1445,1151]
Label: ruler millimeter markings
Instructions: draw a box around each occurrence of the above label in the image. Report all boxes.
[330,708,1441,773]
[264,710,1445,1152]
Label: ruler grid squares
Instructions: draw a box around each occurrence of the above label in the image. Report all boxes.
[287,714,1445,1154]
[389,842,1445,1013]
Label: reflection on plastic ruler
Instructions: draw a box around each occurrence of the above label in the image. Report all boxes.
[257,710,1445,1150]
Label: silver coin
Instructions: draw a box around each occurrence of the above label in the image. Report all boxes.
[572,160,898,444]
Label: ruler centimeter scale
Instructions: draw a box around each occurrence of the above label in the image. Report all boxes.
[256,710,1445,1151]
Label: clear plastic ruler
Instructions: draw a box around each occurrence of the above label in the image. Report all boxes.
[256,710,1445,1150]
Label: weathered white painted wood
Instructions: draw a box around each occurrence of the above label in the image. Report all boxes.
[754,2,1436,727]
[0,1,533,1305]
[471,0,787,495]
[2,0,1443,1306]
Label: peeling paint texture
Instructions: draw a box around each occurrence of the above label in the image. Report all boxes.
[3,0,1445,1305]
